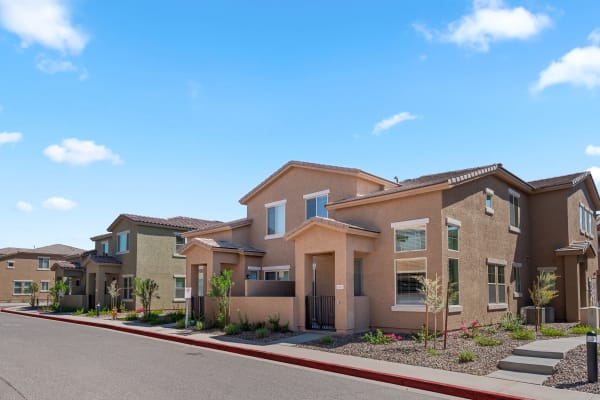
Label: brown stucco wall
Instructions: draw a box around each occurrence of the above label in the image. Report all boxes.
[0,254,60,302]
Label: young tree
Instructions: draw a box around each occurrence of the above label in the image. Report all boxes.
[49,280,69,309]
[29,282,39,307]
[208,269,234,327]
[108,280,121,310]
[417,274,445,349]
[134,278,159,320]
[529,271,558,331]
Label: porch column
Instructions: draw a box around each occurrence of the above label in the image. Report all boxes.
[97,270,107,308]
[334,244,355,334]
[564,256,581,322]
[295,253,312,331]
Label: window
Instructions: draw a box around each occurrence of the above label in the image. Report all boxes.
[123,276,133,300]
[448,258,459,305]
[117,231,130,253]
[395,258,426,305]
[175,235,186,253]
[354,258,363,296]
[580,204,595,237]
[509,189,520,229]
[174,277,185,299]
[513,263,522,295]
[38,257,50,270]
[488,264,506,304]
[13,281,32,295]
[265,271,289,281]
[304,190,329,219]
[197,267,204,296]
[448,226,459,251]
[40,281,49,292]
[265,200,286,238]
[392,218,429,252]
[485,188,494,215]
[101,240,109,256]
[247,270,259,280]
[7,260,14,269]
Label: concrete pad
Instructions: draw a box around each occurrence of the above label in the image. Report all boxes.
[498,355,560,375]
[515,336,586,359]
[488,370,550,385]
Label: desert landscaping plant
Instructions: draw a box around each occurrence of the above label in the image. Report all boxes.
[570,324,600,335]
[224,323,241,335]
[208,269,234,327]
[49,280,69,310]
[134,278,159,320]
[417,274,446,349]
[320,335,333,344]
[475,336,503,346]
[510,330,534,340]
[362,329,397,345]
[29,282,39,307]
[498,312,524,332]
[458,350,475,363]
[540,326,566,337]
[529,271,558,331]
[255,327,270,338]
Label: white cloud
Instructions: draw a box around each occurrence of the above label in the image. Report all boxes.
[588,167,600,184]
[0,131,22,144]
[586,145,600,156]
[372,112,417,135]
[415,0,551,52]
[0,0,88,54]
[16,201,33,212]
[43,138,122,166]
[533,32,600,92]
[36,55,76,74]
[43,197,76,211]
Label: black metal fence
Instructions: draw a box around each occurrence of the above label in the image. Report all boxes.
[191,296,205,319]
[305,296,335,330]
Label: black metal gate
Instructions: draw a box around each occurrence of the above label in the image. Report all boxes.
[88,294,95,309]
[305,296,335,330]
[191,296,204,319]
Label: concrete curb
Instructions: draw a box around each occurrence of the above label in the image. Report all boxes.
[1,309,528,400]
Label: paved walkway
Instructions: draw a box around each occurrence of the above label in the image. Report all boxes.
[3,308,600,400]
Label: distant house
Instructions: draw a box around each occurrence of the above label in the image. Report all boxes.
[0,244,86,303]
[180,161,600,333]
[86,214,220,310]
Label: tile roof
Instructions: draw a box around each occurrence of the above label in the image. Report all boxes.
[184,218,253,236]
[286,217,380,240]
[187,238,265,254]
[87,255,122,265]
[107,213,222,232]
[555,241,597,256]
[0,244,86,257]
[528,172,589,189]
[51,261,82,270]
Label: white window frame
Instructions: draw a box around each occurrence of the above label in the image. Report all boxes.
[174,275,186,302]
[391,218,429,253]
[122,274,134,301]
[487,260,507,310]
[37,256,50,270]
[13,280,32,296]
[392,257,427,311]
[265,199,286,239]
[263,265,290,281]
[446,217,461,252]
[7,260,14,269]
[580,203,595,238]
[101,240,109,256]
[40,280,50,292]
[509,188,521,233]
[485,188,495,216]
[175,234,186,255]
[304,189,330,219]
[513,262,523,298]
[117,230,130,254]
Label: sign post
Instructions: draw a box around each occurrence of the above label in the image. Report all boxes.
[58,289,64,313]
[184,287,192,328]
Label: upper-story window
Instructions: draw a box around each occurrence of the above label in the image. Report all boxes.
[101,240,109,256]
[175,235,186,254]
[391,218,429,252]
[38,257,50,270]
[7,260,14,269]
[509,189,520,230]
[446,217,461,251]
[117,231,130,253]
[304,190,329,219]
[485,188,494,215]
[580,204,595,237]
[265,200,286,239]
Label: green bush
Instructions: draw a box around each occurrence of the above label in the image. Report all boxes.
[255,327,270,338]
[72,308,86,315]
[475,336,502,346]
[175,318,186,329]
[195,320,204,331]
[571,324,600,335]
[320,335,333,344]
[510,330,534,340]
[237,310,251,331]
[249,321,266,331]
[540,326,566,337]
[268,313,282,332]
[414,325,440,342]
[125,312,139,321]
[362,329,395,345]
[86,309,96,317]
[483,325,497,335]
[458,350,475,363]
[427,348,440,356]
[498,312,524,332]
[224,323,241,335]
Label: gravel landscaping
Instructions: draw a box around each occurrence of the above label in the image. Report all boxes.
[298,322,600,394]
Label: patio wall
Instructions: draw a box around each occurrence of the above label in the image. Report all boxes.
[230,297,297,330]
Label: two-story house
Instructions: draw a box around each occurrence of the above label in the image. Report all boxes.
[0,244,86,303]
[180,161,600,334]
[86,214,220,310]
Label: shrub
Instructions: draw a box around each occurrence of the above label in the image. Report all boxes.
[320,335,333,344]
[268,313,281,332]
[540,326,566,337]
[255,327,270,338]
[571,324,600,335]
[426,348,440,356]
[125,312,139,321]
[224,323,241,335]
[459,320,479,339]
[195,320,204,331]
[175,318,186,329]
[483,325,497,335]
[413,325,438,343]
[237,310,251,331]
[249,321,266,331]
[511,330,534,340]
[73,308,86,315]
[458,350,475,363]
[362,329,397,345]
[86,309,96,317]
[475,336,502,346]
[498,312,524,332]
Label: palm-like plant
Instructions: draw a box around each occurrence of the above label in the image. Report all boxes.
[134,278,159,320]
[529,271,558,331]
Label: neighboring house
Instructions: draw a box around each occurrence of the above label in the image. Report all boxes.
[86,214,220,310]
[0,244,86,303]
[181,161,600,333]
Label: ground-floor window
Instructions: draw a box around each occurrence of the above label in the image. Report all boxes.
[247,270,259,280]
[354,258,364,296]
[265,271,289,281]
[395,258,426,304]
[488,264,506,304]
[174,277,185,299]
[513,263,522,295]
[40,281,50,292]
[448,258,459,305]
[123,276,133,300]
[13,281,32,295]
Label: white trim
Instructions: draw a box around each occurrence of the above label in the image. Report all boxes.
[485,188,495,196]
[448,305,463,313]
[513,292,523,298]
[247,266,261,271]
[486,258,507,266]
[445,217,462,227]
[512,262,523,268]
[173,274,186,278]
[7,260,14,269]
[391,304,426,312]
[40,280,50,292]
[37,256,50,271]
[173,298,185,303]
[488,303,508,311]
[116,230,130,254]
[485,207,495,216]
[262,265,291,272]
[197,265,205,270]
[390,218,430,229]
[508,188,521,198]
[537,266,557,272]
[13,280,33,296]
[264,199,287,208]
[122,274,134,278]
[303,189,330,200]
[264,233,285,240]
[509,225,521,234]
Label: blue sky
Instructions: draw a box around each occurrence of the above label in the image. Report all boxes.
[1,0,600,250]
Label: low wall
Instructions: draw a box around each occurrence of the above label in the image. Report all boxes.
[230,297,297,330]
[245,280,295,297]
[354,296,370,332]
[61,295,86,309]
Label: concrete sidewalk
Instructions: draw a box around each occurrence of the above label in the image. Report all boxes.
[3,308,600,400]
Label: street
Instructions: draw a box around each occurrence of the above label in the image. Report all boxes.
[0,312,458,400]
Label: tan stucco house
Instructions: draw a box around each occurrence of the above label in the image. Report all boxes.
[181,161,600,334]
[84,214,220,310]
[0,244,86,303]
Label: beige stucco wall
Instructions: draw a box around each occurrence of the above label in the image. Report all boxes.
[0,255,60,302]
[230,296,297,330]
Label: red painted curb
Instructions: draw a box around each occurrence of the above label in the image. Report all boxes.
[2,309,529,400]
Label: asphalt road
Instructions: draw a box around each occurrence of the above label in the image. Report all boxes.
[0,313,458,400]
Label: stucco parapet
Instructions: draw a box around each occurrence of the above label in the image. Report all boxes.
[286,217,380,241]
